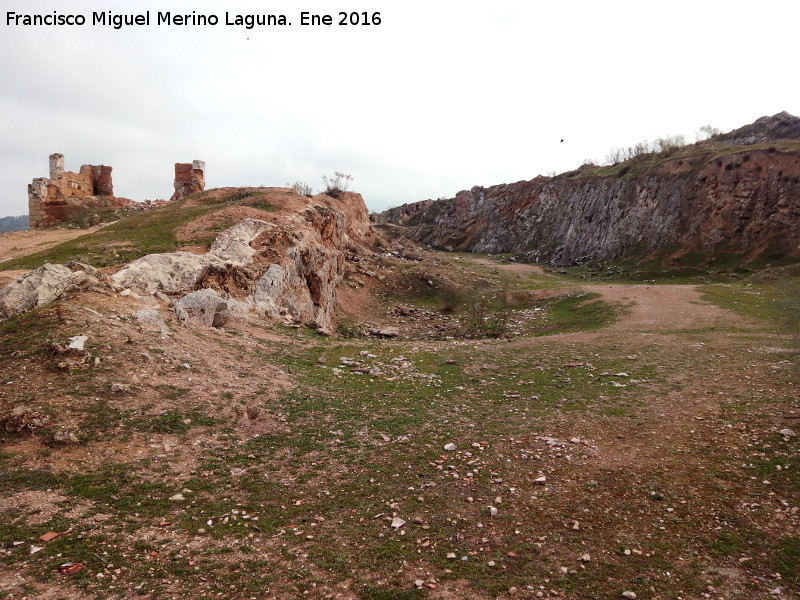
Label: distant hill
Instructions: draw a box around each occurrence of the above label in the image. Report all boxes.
[0,215,28,233]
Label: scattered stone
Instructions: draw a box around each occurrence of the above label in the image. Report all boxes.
[372,326,400,338]
[169,494,186,502]
[533,476,547,484]
[1,406,51,433]
[52,429,80,444]
[390,517,406,529]
[580,553,591,562]
[135,309,168,332]
[58,562,84,575]
[622,592,637,599]
[66,335,88,351]
[30,545,44,555]
[446,552,457,559]
[779,428,795,438]
[572,520,580,530]
[414,580,424,588]
[443,443,456,451]
[174,288,231,328]
[110,383,130,393]
[488,506,498,517]
[39,532,59,542]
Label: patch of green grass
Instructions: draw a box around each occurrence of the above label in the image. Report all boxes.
[698,275,800,332]
[154,384,190,400]
[529,292,618,335]
[0,308,59,355]
[358,585,424,600]
[705,532,741,556]
[773,536,800,580]
[134,409,217,434]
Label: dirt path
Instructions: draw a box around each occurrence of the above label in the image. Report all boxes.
[0,227,104,264]
[469,257,552,276]
[582,283,753,331]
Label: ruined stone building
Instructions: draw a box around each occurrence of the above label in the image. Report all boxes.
[28,153,125,228]
[171,161,206,202]
[28,154,207,228]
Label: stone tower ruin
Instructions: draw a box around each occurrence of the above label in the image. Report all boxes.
[171,160,205,202]
[28,153,117,228]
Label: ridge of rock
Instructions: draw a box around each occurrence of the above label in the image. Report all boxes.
[378,114,800,265]
[0,190,377,330]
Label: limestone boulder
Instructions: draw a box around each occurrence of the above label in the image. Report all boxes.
[0,263,102,321]
[110,252,225,295]
[111,218,271,295]
[208,218,271,263]
[174,288,231,328]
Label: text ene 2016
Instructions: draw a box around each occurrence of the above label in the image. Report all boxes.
[300,12,381,26]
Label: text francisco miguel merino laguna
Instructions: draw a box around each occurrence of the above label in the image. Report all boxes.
[7,10,298,29]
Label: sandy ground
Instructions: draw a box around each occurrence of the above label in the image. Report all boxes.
[469,257,552,275]
[583,283,752,331]
[0,227,109,286]
[0,227,104,263]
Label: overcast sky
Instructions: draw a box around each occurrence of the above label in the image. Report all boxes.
[1,0,798,217]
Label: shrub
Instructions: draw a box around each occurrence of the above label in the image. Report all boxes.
[695,124,722,141]
[66,205,103,229]
[288,181,313,197]
[654,134,685,156]
[467,292,510,338]
[336,316,361,338]
[322,171,353,198]
[438,287,465,313]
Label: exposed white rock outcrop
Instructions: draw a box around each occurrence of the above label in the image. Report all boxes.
[0,191,377,331]
[0,262,105,321]
[174,288,231,328]
[110,218,272,295]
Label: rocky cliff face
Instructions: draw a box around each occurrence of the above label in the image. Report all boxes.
[380,114,800,265]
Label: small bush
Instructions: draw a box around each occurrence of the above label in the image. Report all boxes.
[322,171,353,198]
[695,124,721,141]
[288,180,313,197]
[467,292,510,338]
[438,287,465,313]
[65,205,104,229]
[336,317,361,338]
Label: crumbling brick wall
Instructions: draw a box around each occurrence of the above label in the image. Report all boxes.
[170,160,205,202]
[28,153,121,228]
